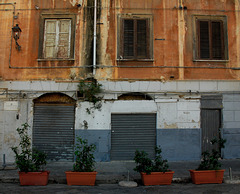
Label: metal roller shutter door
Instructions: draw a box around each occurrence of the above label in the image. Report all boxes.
[33,104,75,161]
[111,114,156,160]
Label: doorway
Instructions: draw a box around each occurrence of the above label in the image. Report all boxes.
[201,95,222,153]
[33,93,76,161]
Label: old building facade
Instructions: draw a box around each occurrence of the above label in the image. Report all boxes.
[1,0,240,164]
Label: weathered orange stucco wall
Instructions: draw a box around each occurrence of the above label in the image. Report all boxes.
[103,0,239,80]
[0,0,84,81]
[1,0,240,81]
[183,0,237,80]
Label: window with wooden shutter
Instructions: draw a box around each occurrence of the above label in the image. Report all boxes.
[38,14,76,60]
[194,16,228,61]
[120,18,150,60]
[43,19,71,59]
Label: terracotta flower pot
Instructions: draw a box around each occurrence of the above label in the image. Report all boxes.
[65,171,97,186]
[18,171,50,186]
[140,171,174,185]
[189,169,225,184]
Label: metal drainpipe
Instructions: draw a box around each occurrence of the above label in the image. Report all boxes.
[2,154,6,169]
[93,0,97,75]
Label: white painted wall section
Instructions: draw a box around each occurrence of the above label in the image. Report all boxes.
[157,99,200,129]
[111,101,157,113]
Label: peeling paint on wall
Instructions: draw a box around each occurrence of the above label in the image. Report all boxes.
[164,122,178,129]
[70,0,83,7]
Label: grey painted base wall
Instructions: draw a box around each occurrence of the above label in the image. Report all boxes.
[76,128,202,162]
[75,129,111,162]
[76,128,240,161]
[157,129,201,161]
[223,128,240,159]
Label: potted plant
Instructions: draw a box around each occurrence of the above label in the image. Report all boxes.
[11,123,49,186]
[65,137,97,186]
[134,146,174,185]
[189,137,226,184]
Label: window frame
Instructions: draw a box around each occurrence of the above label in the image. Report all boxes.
[192,15,228,62]
[38,14,76,61]
[117,14,153,61]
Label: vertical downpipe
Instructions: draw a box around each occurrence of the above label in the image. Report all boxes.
[235,0,240,72]
[178,0,185,80]
[93,0,97,75]
[2,154,6,169]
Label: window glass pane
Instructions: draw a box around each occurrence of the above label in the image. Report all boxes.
[137,20,147,58]
[199,21,210,59]
[123,19,134,58]
[212,21,222,59]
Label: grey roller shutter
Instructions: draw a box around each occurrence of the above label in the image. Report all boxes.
[111,114,156,160]
[33,104,75,161]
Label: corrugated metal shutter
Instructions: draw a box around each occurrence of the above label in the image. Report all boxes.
[33,104,75,161]
[111,114,156,160]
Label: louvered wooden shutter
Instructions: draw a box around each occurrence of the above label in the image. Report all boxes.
[212,21,223,59]
[137,19,148,59]
[122,18,149,59]
[44,19,71,59]
[57,20,71,58]
[123,19,134,58]
[44,20,57,58]
[198,20,224,60]
[199,21,210,59]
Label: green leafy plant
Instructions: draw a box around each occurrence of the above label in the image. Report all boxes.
[197,137,226,170]
[73,137,96,172]
[134,146,169,174]
[78,78,103,114]
[11,123,47,172]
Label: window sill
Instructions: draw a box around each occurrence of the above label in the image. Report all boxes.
[37,58,75,62]
[116,59,154,62]
[193,59,229,62]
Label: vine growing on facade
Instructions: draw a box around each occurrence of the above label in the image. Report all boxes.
[78,78,103,114]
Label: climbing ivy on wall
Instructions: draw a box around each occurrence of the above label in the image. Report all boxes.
[78,78,103,114]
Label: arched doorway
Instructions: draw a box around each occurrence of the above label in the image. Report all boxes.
[33,93,76,161]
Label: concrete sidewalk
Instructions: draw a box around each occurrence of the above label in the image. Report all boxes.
[1,159,240,184]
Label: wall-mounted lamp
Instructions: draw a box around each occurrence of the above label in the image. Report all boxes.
[12,24,22,51]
